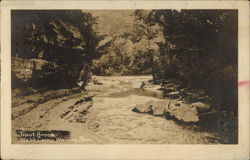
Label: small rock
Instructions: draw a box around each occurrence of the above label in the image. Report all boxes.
[26,99,34,103]
[191,102,210,113]
[169,91,179,95]
[179,88,185,92]
[163,87,175,92]
[132,102,152,113]
[38,111,46,118]
[174,101,182,106]
[92,80,103,85]
[140,81,146,89]
[167,91,180,99]
[186,92,195,96]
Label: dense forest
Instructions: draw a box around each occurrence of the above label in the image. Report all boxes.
[12,9,237,114]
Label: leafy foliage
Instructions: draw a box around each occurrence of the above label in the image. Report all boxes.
[151,10,238,113]
[12,10,108,89]
[92,10,164,76]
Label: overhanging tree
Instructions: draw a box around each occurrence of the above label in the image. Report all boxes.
[12,10,109,89]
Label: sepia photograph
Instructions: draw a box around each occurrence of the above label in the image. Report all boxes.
[11,9,238,144]
[1,1,249,159]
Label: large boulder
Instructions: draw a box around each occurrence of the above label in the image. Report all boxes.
[12,58,57,86]
[132,100,169,115]
[133,100,199,123]
[167,101,199,122]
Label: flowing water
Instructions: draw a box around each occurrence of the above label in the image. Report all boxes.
[12,75,218,144]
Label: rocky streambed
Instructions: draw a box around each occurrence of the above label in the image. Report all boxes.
[12,75,229,144]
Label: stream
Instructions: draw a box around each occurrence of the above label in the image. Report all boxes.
[12,75,218,144]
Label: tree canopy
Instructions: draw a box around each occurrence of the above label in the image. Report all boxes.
[151,10,238,112]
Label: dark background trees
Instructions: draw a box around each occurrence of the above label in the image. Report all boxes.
[151,10,238,113]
